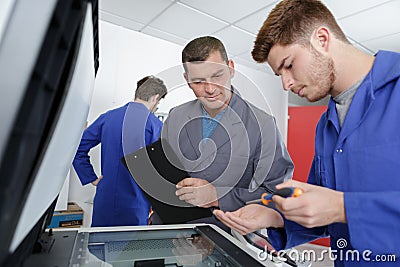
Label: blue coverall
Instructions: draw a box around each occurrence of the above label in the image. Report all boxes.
[268,51,400,266]
[73,102,162,226]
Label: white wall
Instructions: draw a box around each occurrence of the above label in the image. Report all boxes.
[232,64,288,141]
[68,21,288,226]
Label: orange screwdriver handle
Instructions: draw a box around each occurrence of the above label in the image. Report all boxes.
[260,187,303,205]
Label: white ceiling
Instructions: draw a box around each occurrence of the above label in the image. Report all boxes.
[99,0,400,105]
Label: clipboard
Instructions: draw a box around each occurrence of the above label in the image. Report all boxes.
[121,139,212,224]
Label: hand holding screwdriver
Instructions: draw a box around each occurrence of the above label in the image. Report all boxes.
[246,187,303,205]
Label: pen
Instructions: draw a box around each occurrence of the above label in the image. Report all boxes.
[246,187,303,205]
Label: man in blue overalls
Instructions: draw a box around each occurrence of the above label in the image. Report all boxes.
[214,0,400,265]
[73,76,167,227]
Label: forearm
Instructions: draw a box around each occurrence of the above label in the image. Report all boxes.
[73,116,102,185]
[72,155,98,185]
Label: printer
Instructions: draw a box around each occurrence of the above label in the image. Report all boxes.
[0,0,99,265]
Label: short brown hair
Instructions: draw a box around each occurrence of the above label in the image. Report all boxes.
[135,75,167,101]
[182,36,229,65]
[252,0,349,63]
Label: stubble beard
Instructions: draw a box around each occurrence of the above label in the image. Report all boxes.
[307,46,336,102]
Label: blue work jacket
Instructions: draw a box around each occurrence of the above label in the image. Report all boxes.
[73,102,162,227]
[268,51,400,266]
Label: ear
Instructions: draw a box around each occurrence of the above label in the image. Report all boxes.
[311,26,330,52]
[183,72,193,90]
[228,59,235,78]
[151,94,160,103]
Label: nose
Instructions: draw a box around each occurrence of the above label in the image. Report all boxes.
[204,82,216,94]
[282,73,294,91]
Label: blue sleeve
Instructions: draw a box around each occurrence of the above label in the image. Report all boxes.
[268,220,328,250]
[267,158,328,250]
[345,191,400,254]
[72,114,104,185]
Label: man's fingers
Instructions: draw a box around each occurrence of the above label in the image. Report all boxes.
[213,210,249,235]
[176,177,196,188]
[214,213,244,234]
[275,180,311,192]
[224,212,253,234]
[276,179,300,189]
[176,185,195,196]
[178,191,194,201]
[273,194,306,213]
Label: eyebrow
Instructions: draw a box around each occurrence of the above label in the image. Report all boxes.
[274,56,289,76]
[212,69,225,76]
[189,68,225,81]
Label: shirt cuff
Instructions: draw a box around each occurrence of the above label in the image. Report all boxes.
[267,227,287,251]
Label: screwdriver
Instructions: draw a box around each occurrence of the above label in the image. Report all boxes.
[246,187,303,205]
